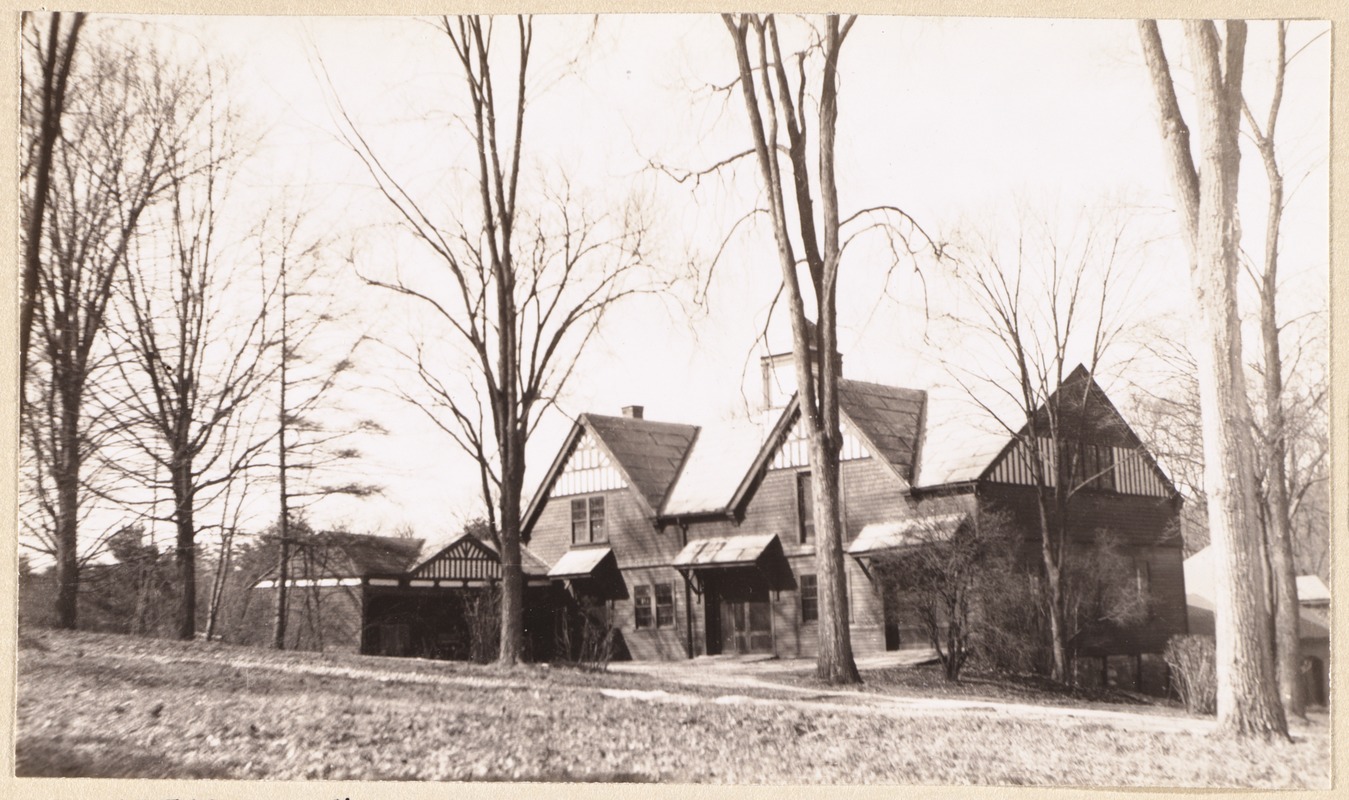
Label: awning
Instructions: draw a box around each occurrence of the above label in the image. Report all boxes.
[547,547,615,580]
[847,513,968,557]
[673,534,778,570]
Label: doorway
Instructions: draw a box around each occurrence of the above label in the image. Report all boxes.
[704,568,774,655]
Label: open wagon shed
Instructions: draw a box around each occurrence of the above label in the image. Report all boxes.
[249,531,556,660]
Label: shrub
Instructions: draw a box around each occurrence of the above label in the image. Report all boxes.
[1164,634,1216,715]
[464,588,501,664]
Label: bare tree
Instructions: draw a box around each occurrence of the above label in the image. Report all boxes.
[20,28,205,629]
[1138,18,1287,739]
[20,12,85,392]
[265,215,381,650]
[106,85,282,640]
[328,16,652,665]
[719,12,867,684]
[944,210,1135,684]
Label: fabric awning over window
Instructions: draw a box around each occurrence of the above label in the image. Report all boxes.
[847,513,968,557]
[673,534,778,570]
[547,547,615,580]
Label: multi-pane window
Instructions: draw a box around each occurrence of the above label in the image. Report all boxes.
[570,495,606,544]
[655,583,675,628]
[634,583,674,630]
[800,574,818,622]
[634,584,652,629]
[797,472,815,544]
[1073,443,1117,491]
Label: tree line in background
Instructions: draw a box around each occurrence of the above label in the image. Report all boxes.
[17,13,1327,744]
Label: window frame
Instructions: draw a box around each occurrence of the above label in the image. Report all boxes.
[800,573,819,623]
[570,494,608,544]
[797,471,815,545]
[634,584,653,629]
[654,583,675,628]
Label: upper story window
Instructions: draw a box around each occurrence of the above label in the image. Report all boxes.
[797,471,815,544]
[1072,442,1117,492]
[570,495,606,544]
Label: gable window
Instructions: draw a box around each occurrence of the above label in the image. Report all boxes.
[655,583,675,628]
[800,574,818,622]
[570,495,607,544]
[797,472,815,544]
[1074,443,1117,492]
[634,584,652,629]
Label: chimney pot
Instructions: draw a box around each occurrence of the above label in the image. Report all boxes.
[622,405,644,419]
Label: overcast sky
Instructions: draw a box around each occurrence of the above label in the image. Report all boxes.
[68,14,1332,552]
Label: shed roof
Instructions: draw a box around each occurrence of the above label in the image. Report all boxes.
[548,547,615,580]
[581,413,699,513]
[673,534,779,569]
[847,512,969,556]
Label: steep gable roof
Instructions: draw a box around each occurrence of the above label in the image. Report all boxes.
[838,379,926,486]
[522,412,698,535]
[913,366,1175,495]
[581,413,699,513]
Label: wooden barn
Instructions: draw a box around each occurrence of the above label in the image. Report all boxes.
[249,531,556,659]
[519,346,1188,682]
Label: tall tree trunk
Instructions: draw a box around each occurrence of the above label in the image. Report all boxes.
[1247,21,1303,719]
[21,12,84,392]
[1182,20,1287,738]
[1258,183,1302,718]
[173,462,197,640]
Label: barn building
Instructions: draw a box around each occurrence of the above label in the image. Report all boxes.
[249,345,1188,685]
[248,530,555,659]
[519,347,1188,681]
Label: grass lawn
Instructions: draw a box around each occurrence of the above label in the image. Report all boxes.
[15,629,1330,786]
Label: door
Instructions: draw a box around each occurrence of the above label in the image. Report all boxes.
[704,568,774,656]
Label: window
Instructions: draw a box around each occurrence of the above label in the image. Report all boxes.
[1133,557,1151,596]
[570,495,606,544]
[655,583,675,628]
[634,583,674,630]
[634,584,652,629]
[1073,443,1116,491]
[800,574,818,622]
[797,472,815,544]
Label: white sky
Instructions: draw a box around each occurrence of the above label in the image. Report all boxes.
[37,14,1332,554]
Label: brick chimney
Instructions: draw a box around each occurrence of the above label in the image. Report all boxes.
[622,405,644,419]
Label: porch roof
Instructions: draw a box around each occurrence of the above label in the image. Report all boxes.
[547,547,615,580]
[673,534,778,570]
[847,512,969,556]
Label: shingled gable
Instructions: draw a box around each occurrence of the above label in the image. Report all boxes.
[522,412,699,535]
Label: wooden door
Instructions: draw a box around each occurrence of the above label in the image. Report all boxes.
[720,596,773,654]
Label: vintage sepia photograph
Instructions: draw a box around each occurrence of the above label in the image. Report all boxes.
[10,8,1333,789]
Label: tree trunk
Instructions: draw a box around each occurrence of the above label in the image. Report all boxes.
[1183,20,1286,739]
[1258,158,1303,720]
[172,462,196,640]
[21,13,84,392]
[1247,24,1303,719]
[810,435,859,684]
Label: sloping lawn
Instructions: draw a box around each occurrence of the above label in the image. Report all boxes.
[15,629,1329,786]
